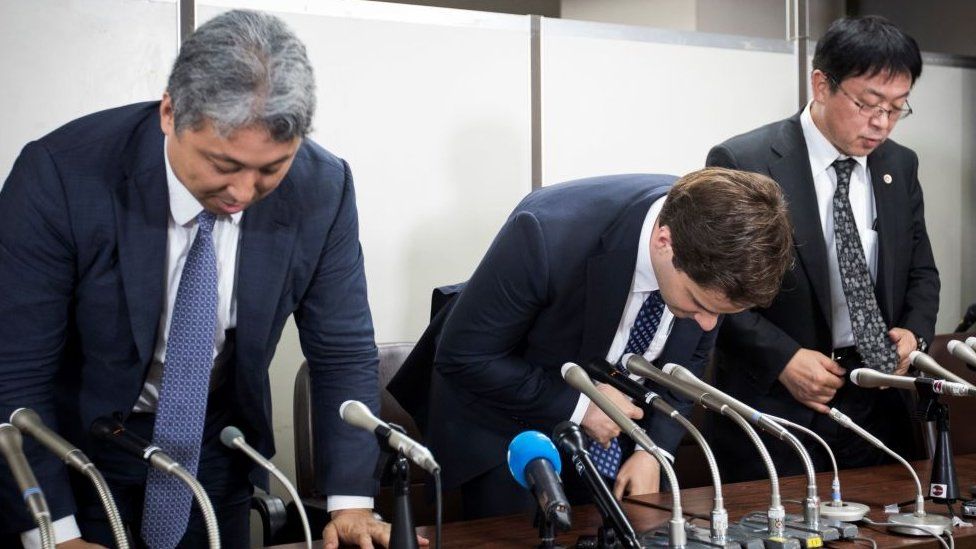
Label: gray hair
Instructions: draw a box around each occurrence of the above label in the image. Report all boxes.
[167,9,315,141]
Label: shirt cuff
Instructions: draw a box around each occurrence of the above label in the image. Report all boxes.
[21,515,81,549]
[326,495,374,513]
[570,393,591,425]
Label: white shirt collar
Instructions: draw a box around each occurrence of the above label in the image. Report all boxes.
[800,102,867,176]
[164,137,243,227]
[632,195,667,294]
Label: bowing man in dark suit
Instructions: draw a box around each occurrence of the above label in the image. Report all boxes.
[427,169,794,519]
[706,16,940,482]
[0,11,408,549]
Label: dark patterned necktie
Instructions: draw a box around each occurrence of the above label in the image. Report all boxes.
[588,290,666,478]
[142,211,219,548]
[831,158,897,373]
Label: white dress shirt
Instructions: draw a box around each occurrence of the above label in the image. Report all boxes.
[569,195,676,457]
[24,140,367,548]
[800,103,879,349]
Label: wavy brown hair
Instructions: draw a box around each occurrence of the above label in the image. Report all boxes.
[659,167,793,309]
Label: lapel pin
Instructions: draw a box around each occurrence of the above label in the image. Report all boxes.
[883,174,893,184]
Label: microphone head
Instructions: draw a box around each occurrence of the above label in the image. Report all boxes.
[220,426,244,448]
[909,350,924,366]
[552,421,586,455]
[89,416,124,440]
[849,368,867,386]
[560,362,577,379]
[966,337,976,350]
[0,423,23,450]
[507,431,561,488]
[9,408,39,428]
[948,339,964,354]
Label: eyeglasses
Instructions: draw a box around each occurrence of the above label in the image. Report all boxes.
[828,76,913,121]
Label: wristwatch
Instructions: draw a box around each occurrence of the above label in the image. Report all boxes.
[914,333,929,353]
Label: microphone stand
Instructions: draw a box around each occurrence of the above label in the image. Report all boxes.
[533,507,567,549]
[375,423,419,549]
[914,382,960,505]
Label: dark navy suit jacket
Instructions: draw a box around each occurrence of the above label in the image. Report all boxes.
[0,102,380,533]
[427,174,719,489]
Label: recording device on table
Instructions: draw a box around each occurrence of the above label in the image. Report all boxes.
[340,400,442,549]
[507,431,571,548]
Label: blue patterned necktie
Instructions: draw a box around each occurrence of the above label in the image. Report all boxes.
[831,159,897,373]
[142,211,219,548]
[588,290,666,478]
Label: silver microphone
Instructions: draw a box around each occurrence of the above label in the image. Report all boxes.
[0,423,55,549]
[909,351,975,388]
[850,368,976,397]
[339,400,440,474]
[221,426,311,549]
[948,340,976,369]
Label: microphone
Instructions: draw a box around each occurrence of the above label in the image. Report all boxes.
[0,423,55,548]
[339,400,439,474]
[582,360,730,544]
[560,362,687,547]
[11,409,129,549]
[551,421,641,549]
[849,368,976,397]
[90,417,221,549]
[948,340,976,370]
[507,431,571,531]
[221,426,311,549]
[910,351,975,388]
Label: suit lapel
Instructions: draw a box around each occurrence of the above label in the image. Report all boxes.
[115,112,168,367]
[578,192,660,362]
[769,117,832,325]
[867,146,897,320]
[235,175,299,371]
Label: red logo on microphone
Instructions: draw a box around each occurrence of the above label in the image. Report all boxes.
[931,484,946,497]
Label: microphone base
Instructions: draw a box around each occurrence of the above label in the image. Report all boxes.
[782,515,842,542]
[818,501,869,523]
[887,512,953,537]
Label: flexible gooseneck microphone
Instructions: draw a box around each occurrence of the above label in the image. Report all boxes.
[11,409,128,549]
[90,417,220,549]
[220,426,311,549]
[828,408,952,536]
[910,351,976,388]
[551,421,641,549]
[622,354,787,539]
[849,368,976,397]
[582,360,728,544]
[0,423,55,549]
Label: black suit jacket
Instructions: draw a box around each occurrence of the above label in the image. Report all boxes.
[0,102,381,533]
[418,174,719,489]
[705,113,939,474]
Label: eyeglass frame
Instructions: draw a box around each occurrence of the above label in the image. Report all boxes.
[826,75,913,121]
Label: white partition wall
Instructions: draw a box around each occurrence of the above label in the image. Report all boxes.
[540,19,798,184]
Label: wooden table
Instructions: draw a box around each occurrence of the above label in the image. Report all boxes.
[273,455,976,548]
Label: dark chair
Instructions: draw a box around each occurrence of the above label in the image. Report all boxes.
[294,342,462,534]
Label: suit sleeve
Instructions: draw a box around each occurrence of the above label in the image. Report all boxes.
[434,211,581,428]
[706,145,802,391]
[0,142,77,533]
[294,159,380,499]
[894,151,939,342]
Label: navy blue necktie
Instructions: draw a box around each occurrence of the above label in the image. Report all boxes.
[589,290,666,478]
[142,211,218,548]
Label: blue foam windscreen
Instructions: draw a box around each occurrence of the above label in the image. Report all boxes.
[506,430,562,488]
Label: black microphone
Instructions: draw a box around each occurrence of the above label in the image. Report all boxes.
[551,421,640,549]
[0,423,53,539]
[507,431,571,531]
[849,368,976,397]
[90,417,179,470]
[581,360,678,416]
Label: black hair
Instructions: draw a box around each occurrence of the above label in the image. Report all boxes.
[813,15,922,89]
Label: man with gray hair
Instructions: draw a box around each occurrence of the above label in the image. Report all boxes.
[0,10,407,548]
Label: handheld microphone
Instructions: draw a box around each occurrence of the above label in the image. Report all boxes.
[339,400,440,474]
[948,340,976,370]
[583,360,730,544]
[221,426,312,549]
[0,423,55,548]
[11,409,129,549]
[551,421,640,549]
[91,417,221,549]
[909,351,975,388]
[561,362,687,547]
[507,431,571,531]
[849,368,976,397]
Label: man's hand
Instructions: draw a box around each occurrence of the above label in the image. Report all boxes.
[323,508,429,549]
[56,539,106,549]
[613,451,660,500]
[888,327,917,376]
[778,349,846,413]
[580,383,643,446]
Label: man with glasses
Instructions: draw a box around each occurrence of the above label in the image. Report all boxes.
[706,15,939,481]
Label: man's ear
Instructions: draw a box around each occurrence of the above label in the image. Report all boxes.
[160,92,175,137]
[810,70,832,104]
